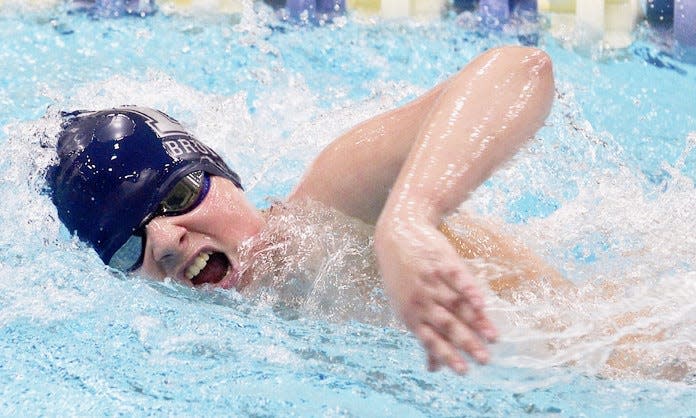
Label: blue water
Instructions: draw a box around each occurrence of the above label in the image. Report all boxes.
[1,3,695,416]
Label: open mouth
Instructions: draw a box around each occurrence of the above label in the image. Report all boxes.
[185,251,231,286]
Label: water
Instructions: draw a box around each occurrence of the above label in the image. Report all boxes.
[1,2,695,416]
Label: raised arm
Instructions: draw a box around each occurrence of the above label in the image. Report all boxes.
[291,46,555,373]
[291,46,553,225]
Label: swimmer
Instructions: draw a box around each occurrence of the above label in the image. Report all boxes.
[46,45,556,375]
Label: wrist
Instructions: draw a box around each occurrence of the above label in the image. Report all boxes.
[375,206,441,254]
[377,196,442,234]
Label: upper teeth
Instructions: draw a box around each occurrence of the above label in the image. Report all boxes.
[185,251,211,280]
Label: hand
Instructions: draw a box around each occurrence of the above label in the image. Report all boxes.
[374,217,498,374]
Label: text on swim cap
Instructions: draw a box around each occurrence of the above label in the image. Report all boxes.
[163,137,220,159]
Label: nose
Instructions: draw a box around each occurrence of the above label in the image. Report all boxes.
[145,216,188,268]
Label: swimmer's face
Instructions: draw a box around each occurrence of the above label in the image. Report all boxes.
[135,176,265,289]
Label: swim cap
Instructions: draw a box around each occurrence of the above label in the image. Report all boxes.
[47,106,243,266]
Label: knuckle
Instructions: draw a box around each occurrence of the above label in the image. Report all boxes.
[419,267,440,285]
[433,316,451,332]
[442,292,462,309]
[432,308,453,330]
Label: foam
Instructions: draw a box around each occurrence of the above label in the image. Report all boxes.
[158,0,245,15]
[5,31,694,382]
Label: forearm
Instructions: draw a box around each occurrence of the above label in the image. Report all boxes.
[380,46,555,227]
[368,46,555,371]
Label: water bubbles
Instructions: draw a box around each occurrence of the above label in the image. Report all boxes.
[1,10,695,415]
[239,199,397,327]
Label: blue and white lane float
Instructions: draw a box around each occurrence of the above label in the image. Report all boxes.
[641,0,696,62]
[453,0,477,12]
[541,0,643,49]
[479,0,511,25]
[575,0,603,43]
[286,0,345,22]
[540,0,575,13]
[379,0,445,19]
[316,0,345,15]
[511,0,537,14]
[286,0,315,20]
[379,0,410,18]
[675,0,696,61]
[644,0,674,27]
[577,0,644,49]
[478,0,538,26]
[71,0,157,17]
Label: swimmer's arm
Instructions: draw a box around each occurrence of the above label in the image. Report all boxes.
[291,46,555,373]
[290,46,553,226]
[373,47,555,373]
[379,46,555,229]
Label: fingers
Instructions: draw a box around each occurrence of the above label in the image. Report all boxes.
[426,304,490,364]
[456,302,498,342]
[448,291,498,342]
[379,227,500,375]
[427,267,499,342]
[416,324,469,375]
[410,298,492,374]
[410,264,499,374]
[427,353,441,372]
[441,262,486,312]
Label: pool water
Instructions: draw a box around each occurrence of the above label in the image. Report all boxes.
[1,2,695,416]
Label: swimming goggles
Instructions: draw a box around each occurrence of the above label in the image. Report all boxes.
[108,171,211,272]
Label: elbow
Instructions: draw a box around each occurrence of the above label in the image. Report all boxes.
[492,45,555,118]
[483,45,555,134]
[526,47,555,94]
[525,48,555,118]
[522,46,553,76]
[519,46,553,88]
[489,45,554,85]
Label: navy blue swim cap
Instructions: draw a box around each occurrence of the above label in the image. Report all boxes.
[47,106,242,266]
